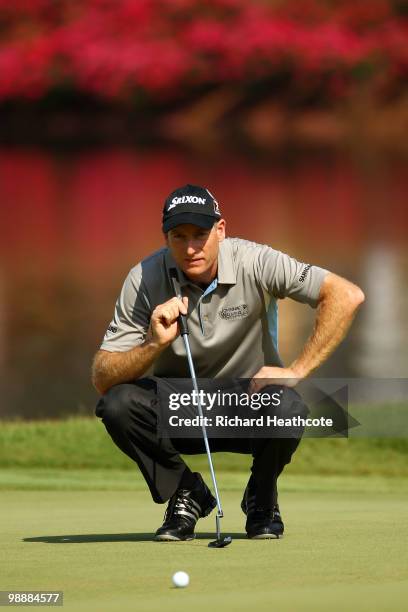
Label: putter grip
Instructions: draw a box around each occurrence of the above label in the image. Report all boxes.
[169,269,189,336]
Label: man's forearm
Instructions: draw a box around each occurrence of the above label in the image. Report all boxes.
[289,277,365,379]
[92,341,165,395]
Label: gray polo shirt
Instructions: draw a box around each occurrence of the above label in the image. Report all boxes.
[100,238,329,378]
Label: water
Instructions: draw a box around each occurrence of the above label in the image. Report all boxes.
[1,146,407,419]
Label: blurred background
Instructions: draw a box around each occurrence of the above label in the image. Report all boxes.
[1,0,407,419]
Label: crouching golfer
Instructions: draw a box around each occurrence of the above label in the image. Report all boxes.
[92,184,364,540]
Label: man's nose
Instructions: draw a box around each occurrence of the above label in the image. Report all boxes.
[186,241,199,254]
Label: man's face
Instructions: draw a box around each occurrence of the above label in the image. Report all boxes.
[166,220,226,284]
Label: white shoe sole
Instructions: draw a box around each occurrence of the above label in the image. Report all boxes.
[248,533,283,539]
[154,534,195,542]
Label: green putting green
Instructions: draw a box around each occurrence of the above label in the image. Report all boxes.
[1,472,408,611]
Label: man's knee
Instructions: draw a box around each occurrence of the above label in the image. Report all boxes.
[95,383,136,426]
[260,385,308,421]
[95,380,157,427]
[280,388,309,420]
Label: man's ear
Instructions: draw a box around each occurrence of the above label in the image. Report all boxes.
[216,219,226,241]
[163,231,169,246]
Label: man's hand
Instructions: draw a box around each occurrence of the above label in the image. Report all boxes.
[92,296,189,395]
[146,296,189,348]
[249,366,300,394]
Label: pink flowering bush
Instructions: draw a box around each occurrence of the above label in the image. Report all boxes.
[0,0,406,104]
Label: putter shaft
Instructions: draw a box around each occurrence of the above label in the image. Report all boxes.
[181,334,224,522]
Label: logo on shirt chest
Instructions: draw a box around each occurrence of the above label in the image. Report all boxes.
[219,304,249,321]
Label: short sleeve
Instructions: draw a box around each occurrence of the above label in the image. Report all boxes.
[254,244,329,307]
[99,265,152,352]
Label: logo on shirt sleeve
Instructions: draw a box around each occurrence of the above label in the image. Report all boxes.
[299,264,311,283]
[107,324,118,334]
[219,304,249,320]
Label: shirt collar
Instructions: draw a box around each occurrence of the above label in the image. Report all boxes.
[164,238,236,287]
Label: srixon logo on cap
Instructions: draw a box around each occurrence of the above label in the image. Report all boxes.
[168,195,207,211]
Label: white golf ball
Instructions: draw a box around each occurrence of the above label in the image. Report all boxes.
[172,571,189,588]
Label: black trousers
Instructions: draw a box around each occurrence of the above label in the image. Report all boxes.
[95,377,308,507]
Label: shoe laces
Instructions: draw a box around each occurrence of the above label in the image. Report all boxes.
[251,507,280,521]
[247,494,281,520]
[163,489,202,525]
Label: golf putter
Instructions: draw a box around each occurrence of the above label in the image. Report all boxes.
[169,268,232,549]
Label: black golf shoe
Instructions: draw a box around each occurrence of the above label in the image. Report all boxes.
[155,473,216,541]
[241,481,284,539]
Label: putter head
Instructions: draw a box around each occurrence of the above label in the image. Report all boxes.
[208,536,232,548]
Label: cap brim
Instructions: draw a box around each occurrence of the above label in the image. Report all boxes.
[163,213,216,233]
